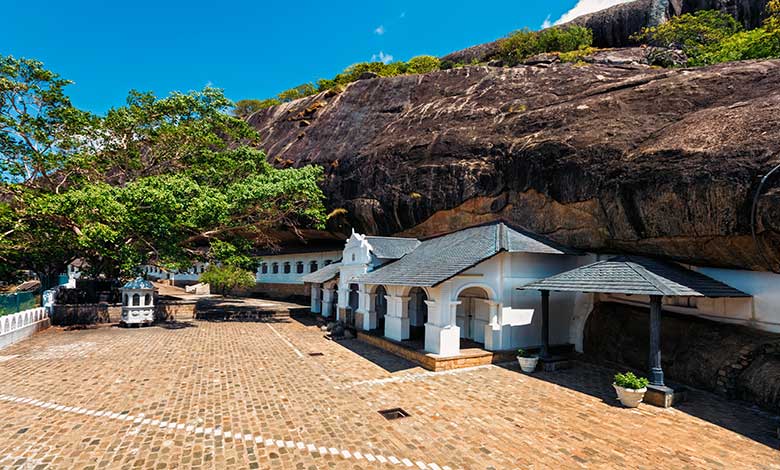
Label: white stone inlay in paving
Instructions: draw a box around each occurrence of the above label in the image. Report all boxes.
[342,364,494,388]
[0,393,453,469]
[265,323,304,358]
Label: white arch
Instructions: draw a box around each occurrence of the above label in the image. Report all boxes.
[452,283,498,302]
[399,285,432,298]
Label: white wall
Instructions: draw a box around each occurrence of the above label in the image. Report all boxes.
[0,307,50,350]
[256,251,342,285]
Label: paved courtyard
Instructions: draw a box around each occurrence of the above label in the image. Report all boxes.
[0,317,778,470]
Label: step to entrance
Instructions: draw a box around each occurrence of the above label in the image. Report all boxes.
[357,332,516,372]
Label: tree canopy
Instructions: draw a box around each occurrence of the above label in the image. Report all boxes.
[0,55,327,285]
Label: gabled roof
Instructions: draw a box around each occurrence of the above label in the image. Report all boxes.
[520,256,750,298]
[366,236,421,260]
[300,262,342,284]
[354,222,577,287]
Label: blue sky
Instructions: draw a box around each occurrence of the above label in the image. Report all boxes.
[2,0,616,114]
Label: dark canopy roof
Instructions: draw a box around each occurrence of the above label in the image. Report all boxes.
[520,256,750,298]
[355,222,579,287]
[366,236,421,260]
[300,262,342,284]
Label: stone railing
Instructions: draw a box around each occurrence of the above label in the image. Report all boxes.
[0,307,50,350]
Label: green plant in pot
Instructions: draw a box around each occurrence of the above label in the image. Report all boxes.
[613,372,650,408]
[516,348,539,373]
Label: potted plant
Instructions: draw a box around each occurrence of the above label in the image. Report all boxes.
[613,372,649,408]
[516,348,539,373]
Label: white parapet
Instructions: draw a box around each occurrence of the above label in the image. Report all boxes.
[0,307,50,350]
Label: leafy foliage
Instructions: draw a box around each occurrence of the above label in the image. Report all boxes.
[200,264,256,296]
[634,6,780,66]
[516,348,535,358]
[0,56,327,283]
[497,26,593,66]
[614,372,649,390]
[232,99,280,119]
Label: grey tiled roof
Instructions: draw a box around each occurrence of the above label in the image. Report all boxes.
[520,256,750,298]
[366,236,421,259]
[354,222,576,287]
[123,277,154,290]
[300,262,342,284]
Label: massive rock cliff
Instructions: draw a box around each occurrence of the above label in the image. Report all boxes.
[249,58,780,272]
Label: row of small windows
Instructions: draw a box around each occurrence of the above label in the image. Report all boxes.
[123,293,152,306]
[259,260,333,275]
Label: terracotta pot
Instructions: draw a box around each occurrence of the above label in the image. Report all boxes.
[613,383,647,408]
[517,356,539,373]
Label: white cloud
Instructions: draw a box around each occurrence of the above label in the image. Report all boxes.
[374,25,385,35]
[371,51,394,64]
[554,0,634,25]
[541,15,552,29]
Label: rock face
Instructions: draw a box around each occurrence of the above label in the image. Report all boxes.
[584,302,780,412]
[249,59,780,272]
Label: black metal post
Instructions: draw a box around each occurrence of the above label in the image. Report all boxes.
[540,290,550,359]
[649,295,664,386]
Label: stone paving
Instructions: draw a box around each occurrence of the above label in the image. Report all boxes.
[0,317,778,469]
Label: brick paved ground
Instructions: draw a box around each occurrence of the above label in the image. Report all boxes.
[0,317,778,470]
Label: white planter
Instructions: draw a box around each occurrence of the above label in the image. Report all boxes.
[613,384,647,408]
[517,356,539,373]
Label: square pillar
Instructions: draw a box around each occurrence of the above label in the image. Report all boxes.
[649,295,664,386]
[424,299,461,356]
[356,289,376,331]
[310,285,322,314]
[337,287,350,322]
[483,301,504,351]
[322,287,335,318]
[384,295,410,341]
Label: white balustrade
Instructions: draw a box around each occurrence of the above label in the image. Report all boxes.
[0,307,50,350]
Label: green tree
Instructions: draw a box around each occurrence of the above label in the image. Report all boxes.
[200,264,256,297]
[233,98,280,119]
[633,10,742,65]
[405,55,441,74]
[0,56,327,283]
[497,26,593,66]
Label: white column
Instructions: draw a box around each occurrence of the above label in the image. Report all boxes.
[337,287,350,322]
[384,295,410,341]
[424,299,461,356]
[310,285,322,314]
[483,301,504,351]
[357,289,377,331]
[322,287,335,318]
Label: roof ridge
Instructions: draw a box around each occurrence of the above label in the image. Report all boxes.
[365,235,419,241]
[623,258,675,296]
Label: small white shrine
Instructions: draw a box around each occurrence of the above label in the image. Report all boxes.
[121,277,156,326]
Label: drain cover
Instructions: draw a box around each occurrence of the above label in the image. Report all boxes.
[308,352,324,357]
[378,408,410,420]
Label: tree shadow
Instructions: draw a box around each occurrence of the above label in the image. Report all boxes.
[332,338,419,373]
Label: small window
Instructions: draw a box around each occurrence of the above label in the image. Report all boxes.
[272,263,279,274]
[352,253,356,262]
[261,263,268,274]
[296,262,304,274]
[123,294,129,306]
[309,261,318,273]
[283,262,291,274]
[145,294,152,305]
[132,294,140,306]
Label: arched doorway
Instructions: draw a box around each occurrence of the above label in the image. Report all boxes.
[374,285,388,332]
[456,287,491,344]
[408,287,428,341]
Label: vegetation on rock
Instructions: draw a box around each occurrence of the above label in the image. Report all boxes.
[0,55,327,285]
[496,26,594,66]
[635,2,780,66]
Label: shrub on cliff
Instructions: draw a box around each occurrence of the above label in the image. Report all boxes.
[635,4,780,67]
[497,26,593,66]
